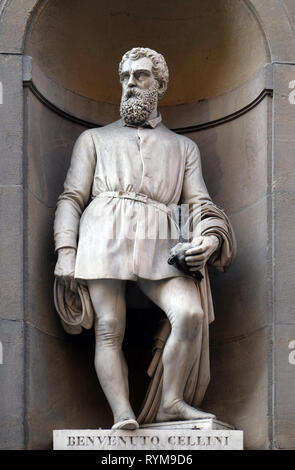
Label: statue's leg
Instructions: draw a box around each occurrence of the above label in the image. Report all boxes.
[138,276,215,422]
[88,279,137,428]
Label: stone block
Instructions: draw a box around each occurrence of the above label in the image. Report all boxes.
[53,428,243,450]
[141,418,234,430]
[0,54,23,185]
[0,186,23,320]
[26,189,60,336]
[210,197,269,338]
[0,319,24,449]
[25,88,85,207]
[0,0,39,53]
[25,323,112,450]
[251,0,295,63]
[273,324,295,449]
[203,325,270,450]
[191,97,269,216]
[272,64,295,323]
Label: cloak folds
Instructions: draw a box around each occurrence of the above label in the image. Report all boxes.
[53,201,236,423]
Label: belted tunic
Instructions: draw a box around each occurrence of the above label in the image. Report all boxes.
[54,116,235,288]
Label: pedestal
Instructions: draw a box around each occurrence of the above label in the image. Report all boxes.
[53,419,243,450]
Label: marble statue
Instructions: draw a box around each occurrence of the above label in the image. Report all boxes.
[53,47,236,430]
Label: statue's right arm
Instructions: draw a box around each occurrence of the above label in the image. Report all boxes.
[53,131,96,280]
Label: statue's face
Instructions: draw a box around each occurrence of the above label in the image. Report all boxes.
[119,57,159,126]
[120,57,157,94]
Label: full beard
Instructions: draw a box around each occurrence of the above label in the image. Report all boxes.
[120,85,158,126]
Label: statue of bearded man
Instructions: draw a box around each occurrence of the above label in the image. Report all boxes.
[53,47,236,430]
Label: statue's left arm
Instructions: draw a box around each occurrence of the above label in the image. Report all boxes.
[54,130,97,283]
[180,139,237,272]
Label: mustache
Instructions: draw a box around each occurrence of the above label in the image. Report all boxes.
[123,88,143,100]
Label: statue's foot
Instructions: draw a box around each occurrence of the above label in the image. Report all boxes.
[112,419,139,430]
[156,400,216,422]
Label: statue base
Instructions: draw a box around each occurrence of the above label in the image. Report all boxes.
[140,417,234,431]
[53,419,243,450]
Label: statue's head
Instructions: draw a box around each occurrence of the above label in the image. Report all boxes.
[119,47,169,126]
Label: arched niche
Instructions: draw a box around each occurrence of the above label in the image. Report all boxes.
[24,0,271,128]
[3,0,295,450]
[21,0,272,450]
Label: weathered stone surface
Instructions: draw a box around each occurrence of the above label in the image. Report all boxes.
[191,98,269,216]
[25,323,112,450]
[53,428,243,450]
[0,319,24,450]
[210,197,269,337]
[203,326,270,450]
[25,89,85,207]
[189,99,271,449]
[0,186,23,320]
[0,0,39,53]
[273,64,295,324]
[26,190,61,336]
[250,0,295,62]
[0,54,23,185]
[274,324,295,449]
[266,65,295,451]
[162,64,272,130]
[191,100,271,337]
[25,0,268,107]
[24,88,84,335]
[0,29,24,453]
[282,1,295,46]
[141,418,234,430]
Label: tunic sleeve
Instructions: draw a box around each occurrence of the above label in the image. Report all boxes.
[181,140,212,207]
[54,130,96,251]
[181,139,237,270]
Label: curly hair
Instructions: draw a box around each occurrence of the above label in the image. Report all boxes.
[119,47,169,100]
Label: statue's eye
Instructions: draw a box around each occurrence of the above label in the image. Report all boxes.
[120,73,129,82]
[135,71,149,80]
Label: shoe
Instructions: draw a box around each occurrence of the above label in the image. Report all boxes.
[112,419,139,430]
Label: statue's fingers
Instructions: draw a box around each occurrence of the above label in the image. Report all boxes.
[185,245,205,255]
[192,245,213,256]
[54,263,63,277]
[191,237,203,247]
[185,254,204,263]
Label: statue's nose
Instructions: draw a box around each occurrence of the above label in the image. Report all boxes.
[127,74,136,87]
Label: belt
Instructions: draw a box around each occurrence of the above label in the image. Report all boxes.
[96,191,173,217]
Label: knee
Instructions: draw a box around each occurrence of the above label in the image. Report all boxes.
[173,308,204,338]
[95,315,124,347]
[183,308,204,329]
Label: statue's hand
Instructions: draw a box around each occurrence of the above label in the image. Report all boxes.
[54,247,77,292]
[184,235,219,272]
